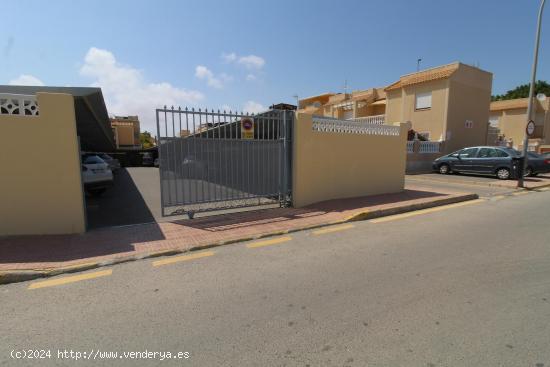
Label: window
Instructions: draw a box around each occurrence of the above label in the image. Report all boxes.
[499,148,520,157]
[415,92,432,110]
[495,149,509,157]
[477,148,498,158]
[458,148,478,158]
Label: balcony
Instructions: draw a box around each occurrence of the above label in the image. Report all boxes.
[349,114,385,124]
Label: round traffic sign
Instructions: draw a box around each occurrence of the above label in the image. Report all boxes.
[526,120,536,136]
[242,118,253,130]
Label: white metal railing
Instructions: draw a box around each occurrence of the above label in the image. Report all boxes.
[350,114,385,124]
[0,93,39,116]
[407,141,415,153]
[312,116,400,136]
[418,141,441,154]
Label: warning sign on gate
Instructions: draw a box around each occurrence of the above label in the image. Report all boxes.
[241,117,254,139]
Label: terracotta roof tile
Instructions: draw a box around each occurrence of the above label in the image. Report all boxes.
[490,98,529,111]
[385,63,459,91]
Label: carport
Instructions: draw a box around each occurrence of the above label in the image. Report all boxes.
[0,85,115,152]
[0,86,124,234]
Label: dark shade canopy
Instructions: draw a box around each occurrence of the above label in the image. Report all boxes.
[0,85,115,152]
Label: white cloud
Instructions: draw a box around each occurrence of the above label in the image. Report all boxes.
[80,47,203,134]
[195,65,233,89]
[195,65,222,89]
[223,52,265,70]
[238,55,265,70]
[221,52,237,62]
[9,74,44,86]
[245,74,257,81]
[243,100,266,114]
[219,73,234,83]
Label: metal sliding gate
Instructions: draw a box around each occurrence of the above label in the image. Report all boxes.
[156,107,292,218]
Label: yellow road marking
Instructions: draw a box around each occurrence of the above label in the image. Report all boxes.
[28,269,112,290]
[512,191,529,196]
[492,195,506,201]
[369,199,485,223]
[152,251,214,267]
[312,224,354,235]
[247,236,292,248]
[538,187,549,191]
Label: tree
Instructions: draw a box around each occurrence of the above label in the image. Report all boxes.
[140,131,156,148]
[492,80,550,101]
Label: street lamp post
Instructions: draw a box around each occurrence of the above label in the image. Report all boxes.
[519,0,546,188]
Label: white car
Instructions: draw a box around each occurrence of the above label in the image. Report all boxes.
[81,154,113,196]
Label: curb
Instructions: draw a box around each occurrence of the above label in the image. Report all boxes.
[0,193,479,286]
[407,175,550,190]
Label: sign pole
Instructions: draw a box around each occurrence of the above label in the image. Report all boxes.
[519,0,546,188]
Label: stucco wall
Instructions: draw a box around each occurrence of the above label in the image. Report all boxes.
[115,125,135,146]
[498,109,528,148]
[444,65,492,153]
[385,89,402,123]
[492,103,549,148]
[292,113,408,207]
[401,79,448,141]
[0,92,86,235]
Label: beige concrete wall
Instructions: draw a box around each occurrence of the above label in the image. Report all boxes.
[115,125,135,146]
[498,108,528,148]
[401,79,448,141]
[0,92,86,235]
[493,102,549,148]
[385,89,403,123]
[444,64,492,153]
[292,113,408,207]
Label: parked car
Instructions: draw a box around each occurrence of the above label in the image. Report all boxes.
[525,152,550,176]
[432,146,536,180]
[142,153,154,166]
[81,154,113,195]
[98,153,121,172]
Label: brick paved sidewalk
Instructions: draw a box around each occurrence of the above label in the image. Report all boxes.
[0,184,476,276]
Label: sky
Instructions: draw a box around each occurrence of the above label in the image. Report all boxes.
[1,0,549,134]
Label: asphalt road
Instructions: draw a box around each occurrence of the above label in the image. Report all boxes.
[3,189,550,366]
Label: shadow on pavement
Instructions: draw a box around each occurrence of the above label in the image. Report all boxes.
[176,189,447,232]
[0,223,165,264]
[86,168,156,229]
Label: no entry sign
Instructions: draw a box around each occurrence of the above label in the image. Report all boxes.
[241,117,254,139]
[526,120,536,136]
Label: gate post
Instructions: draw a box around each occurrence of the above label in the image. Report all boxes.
[156,108,165,217]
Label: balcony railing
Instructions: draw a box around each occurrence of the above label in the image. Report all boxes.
[349,114,385,124]
[0,93,39,116]
[418,141,441,154]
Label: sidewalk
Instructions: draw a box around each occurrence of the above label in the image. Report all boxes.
[0,184,477,284]
[407,173,550,190]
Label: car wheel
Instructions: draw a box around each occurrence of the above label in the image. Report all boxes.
[524,166,533,177]
[438,164,450,174]
[496,168,510,180]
